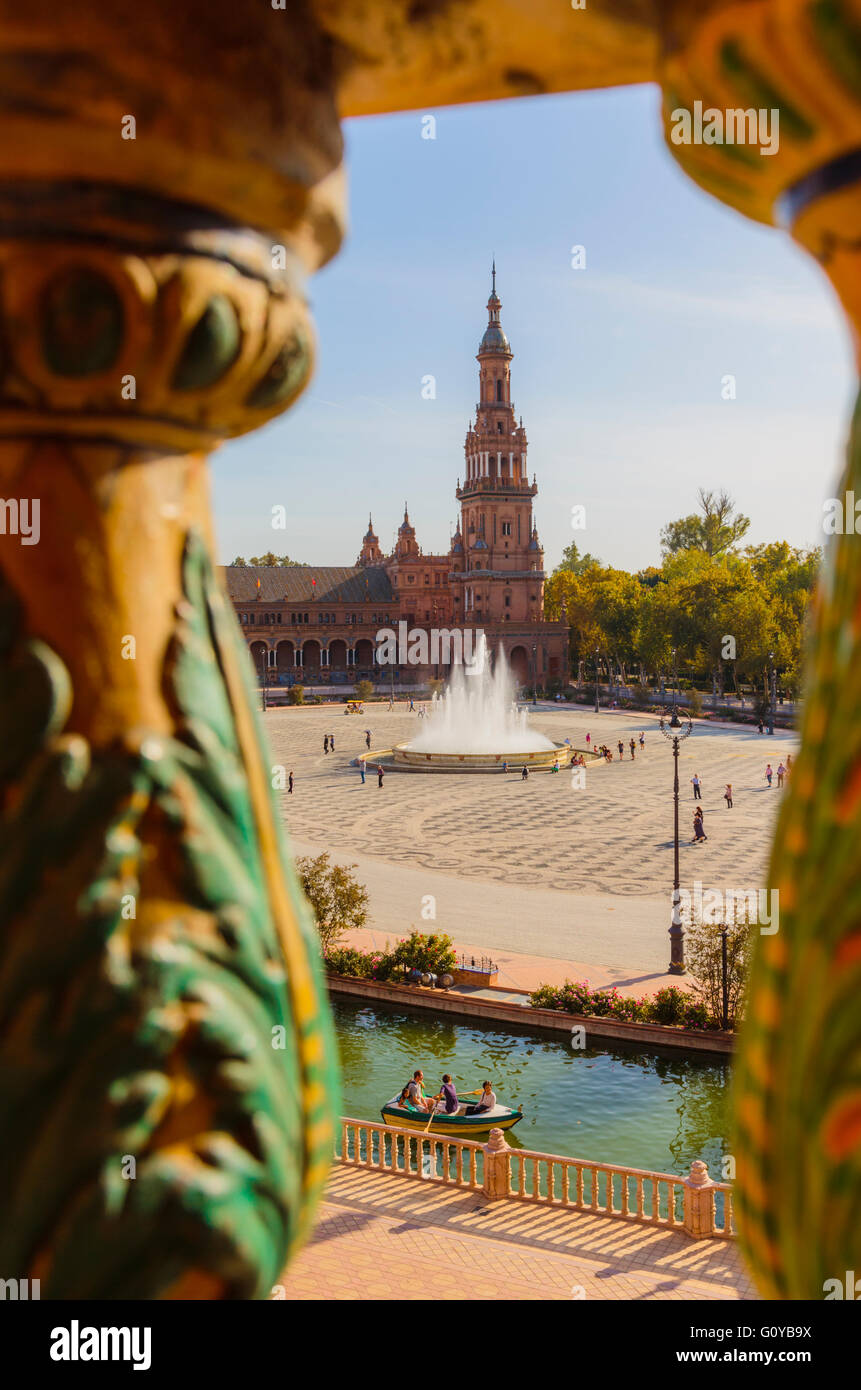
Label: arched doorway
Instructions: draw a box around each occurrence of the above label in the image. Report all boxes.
[276,639,294,669]
[249,641,267,680]
[509,645,529,688]
[354,637,374,672]
[328,638,347,670]
[302,639,321,678]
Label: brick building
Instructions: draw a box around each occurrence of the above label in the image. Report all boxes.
[223,269,568,691]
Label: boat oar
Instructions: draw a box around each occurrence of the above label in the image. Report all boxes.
[423,1087,441,1133]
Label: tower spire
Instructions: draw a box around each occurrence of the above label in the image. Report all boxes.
[491,258,496,295]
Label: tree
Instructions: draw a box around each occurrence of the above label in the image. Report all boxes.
[231,556,247,566]
[354,679,373,700]
[660,488,750,558]
[296,852,369,953]
[686,920,753,1029]
[247,552,306,567]
[287,684,304,704]
[552,541,601,577]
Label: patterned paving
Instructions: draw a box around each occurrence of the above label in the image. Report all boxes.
[278,1165,759,1301]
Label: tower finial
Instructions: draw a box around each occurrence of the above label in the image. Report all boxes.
[492,258,496,294]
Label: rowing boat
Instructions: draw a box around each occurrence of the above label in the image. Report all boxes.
[380,1095,523,1137]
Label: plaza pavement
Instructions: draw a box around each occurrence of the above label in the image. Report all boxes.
[268,703,796,984]
[279,1164,758,1301]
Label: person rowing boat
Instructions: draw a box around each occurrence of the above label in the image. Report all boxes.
[461,1080,496,1116]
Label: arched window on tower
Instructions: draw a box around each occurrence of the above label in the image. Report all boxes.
[496,379,502,402]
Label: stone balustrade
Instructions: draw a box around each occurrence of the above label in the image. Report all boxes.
[339,1118,734,1240]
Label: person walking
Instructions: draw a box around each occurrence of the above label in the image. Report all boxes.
[617,739,624,761]
[691,773,702,800]
[377,764,384,788]
[323,734,329,755]
[585,732,591,747]
[765,763,773,787]
[639,731,645,749]
[692,809,708,843]
[365,730,371,750]
[501,760,508,774]
[409,698,414,712]
[288,771,294,795]
[521,765,529,780]
[723,783,733,809]
[629,738,636,759]
[758,718,764,735]
[777,762,786,788]
[360,762,365,785]
[329,733,335,753]
[786,753,793,776]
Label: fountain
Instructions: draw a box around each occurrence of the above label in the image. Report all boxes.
[391,633,567,772]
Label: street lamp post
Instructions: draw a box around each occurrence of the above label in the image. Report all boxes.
[659,710,693,974]
[594,648,600,715]
[531,644,537,705]
[259,656,268,713]
[671,647,678,718]
[767,651,776,735]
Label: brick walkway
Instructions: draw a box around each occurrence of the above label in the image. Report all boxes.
[279,1166,758,1301]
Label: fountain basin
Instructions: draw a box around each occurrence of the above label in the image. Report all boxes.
[391,742,571,772]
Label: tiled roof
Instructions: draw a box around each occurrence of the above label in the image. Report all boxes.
[220,565,394,604]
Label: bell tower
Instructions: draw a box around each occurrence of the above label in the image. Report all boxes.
[356,514,382,567]
[454,266,543,626]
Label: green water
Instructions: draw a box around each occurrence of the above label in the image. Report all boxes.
[334,999,733,1179]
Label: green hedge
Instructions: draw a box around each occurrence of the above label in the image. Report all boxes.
[529,980,716,1030]
[325,930,456,983]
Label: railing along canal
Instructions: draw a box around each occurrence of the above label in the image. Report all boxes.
[339,1117,734,1240]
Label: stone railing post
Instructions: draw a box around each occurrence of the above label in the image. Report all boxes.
[683,1161,716,1240]
[482,1128,511,1200]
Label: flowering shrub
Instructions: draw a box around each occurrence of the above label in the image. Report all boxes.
[647,986,691,1025]
[389,930,456,976]
[324,946,396,981]
[529,978,722,1030]
[324,931,456,983]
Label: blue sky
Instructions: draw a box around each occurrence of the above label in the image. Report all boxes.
[213,83,855,574]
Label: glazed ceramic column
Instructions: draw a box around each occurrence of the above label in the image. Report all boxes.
[658,0,861,1299]
[0,2,342,1298]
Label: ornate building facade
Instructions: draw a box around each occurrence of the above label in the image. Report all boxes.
[224,270,568,690]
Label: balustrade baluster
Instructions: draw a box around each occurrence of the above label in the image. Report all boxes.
[334,1127,735,1245]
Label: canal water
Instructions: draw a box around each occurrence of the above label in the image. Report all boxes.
[334,998,733,1180]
